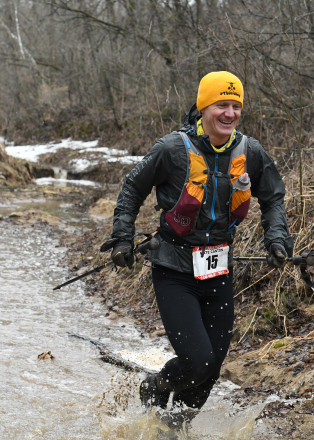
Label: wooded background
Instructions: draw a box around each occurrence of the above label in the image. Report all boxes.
[0,0,313,158]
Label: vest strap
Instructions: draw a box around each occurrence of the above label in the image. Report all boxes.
[228,135,248,173]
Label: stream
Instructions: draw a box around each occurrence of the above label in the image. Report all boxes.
[0,194,285,440]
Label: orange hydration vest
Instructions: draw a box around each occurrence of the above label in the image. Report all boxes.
[165,132,251,237]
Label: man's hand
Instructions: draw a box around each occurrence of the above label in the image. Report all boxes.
[111,241,134,268]
[267,243,288,268]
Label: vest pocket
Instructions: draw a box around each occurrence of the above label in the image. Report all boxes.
[229,187,251,228]
[165,182,204,236]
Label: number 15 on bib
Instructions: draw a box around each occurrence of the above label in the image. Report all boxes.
[192,243,229,280]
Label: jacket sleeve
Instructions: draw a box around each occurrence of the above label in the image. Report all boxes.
[247,138,293,256]
[111,136,175,242]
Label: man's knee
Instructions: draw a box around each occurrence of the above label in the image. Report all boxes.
[185,353,217,385]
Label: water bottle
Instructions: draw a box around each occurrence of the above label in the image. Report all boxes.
[233,172,251,191]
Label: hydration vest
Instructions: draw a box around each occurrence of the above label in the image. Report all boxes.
[164,132,251,237]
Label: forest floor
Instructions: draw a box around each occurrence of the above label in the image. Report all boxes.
[0,142,313,439]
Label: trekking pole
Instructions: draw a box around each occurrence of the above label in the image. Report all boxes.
[233,256,297,263]
[52,263,111,291]
[234,250,314,288]
[53,236,160,291]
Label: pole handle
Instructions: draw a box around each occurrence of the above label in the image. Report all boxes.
[135,236,160,254]
[53,236,160,291]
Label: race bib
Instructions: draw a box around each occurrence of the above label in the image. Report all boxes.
[192,243,229,280]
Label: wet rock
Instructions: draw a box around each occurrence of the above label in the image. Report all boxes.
[38,351,55,360]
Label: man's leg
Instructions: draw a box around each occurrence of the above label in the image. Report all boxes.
[172,269,234,410]
[140,266,234,415]
[140,265,216,410]
[152,266,219,391]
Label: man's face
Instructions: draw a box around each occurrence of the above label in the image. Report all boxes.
[201,100,242,146]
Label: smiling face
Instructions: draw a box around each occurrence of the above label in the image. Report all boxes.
[201,100,242,146]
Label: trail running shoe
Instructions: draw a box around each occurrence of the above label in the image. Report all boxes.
[156,407,199,431]
[139,374,170,409]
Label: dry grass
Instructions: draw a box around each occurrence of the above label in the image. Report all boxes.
[231,164,313,344]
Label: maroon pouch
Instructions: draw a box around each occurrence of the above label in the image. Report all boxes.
[165,185,202,236]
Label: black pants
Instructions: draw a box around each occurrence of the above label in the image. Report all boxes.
[152,265,234,410]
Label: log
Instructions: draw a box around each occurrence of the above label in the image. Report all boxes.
[68,333,155,374]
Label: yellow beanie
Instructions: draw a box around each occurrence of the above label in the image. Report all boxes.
[197,71,244,111]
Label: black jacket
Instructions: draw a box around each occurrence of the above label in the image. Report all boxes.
[112,105,293,272]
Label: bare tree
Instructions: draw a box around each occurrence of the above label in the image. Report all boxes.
[0,0,312,163]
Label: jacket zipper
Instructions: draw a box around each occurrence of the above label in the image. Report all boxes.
[206,153,219,241]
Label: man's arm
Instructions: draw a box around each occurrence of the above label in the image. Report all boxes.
[247,138,293,257]
[112,137,174,243]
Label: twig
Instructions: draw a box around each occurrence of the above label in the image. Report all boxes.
[279,313,288,337]
[234,268,275,298]
[238,307,259,344]
[273,269,285,313]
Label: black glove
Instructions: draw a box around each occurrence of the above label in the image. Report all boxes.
[267,243,288,268]
[111,241,134,268]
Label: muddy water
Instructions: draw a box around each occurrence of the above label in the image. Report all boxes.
[0,222,165,439]
[0,207,271,440]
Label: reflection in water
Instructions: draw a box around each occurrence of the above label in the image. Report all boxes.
[0,222,270,440]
